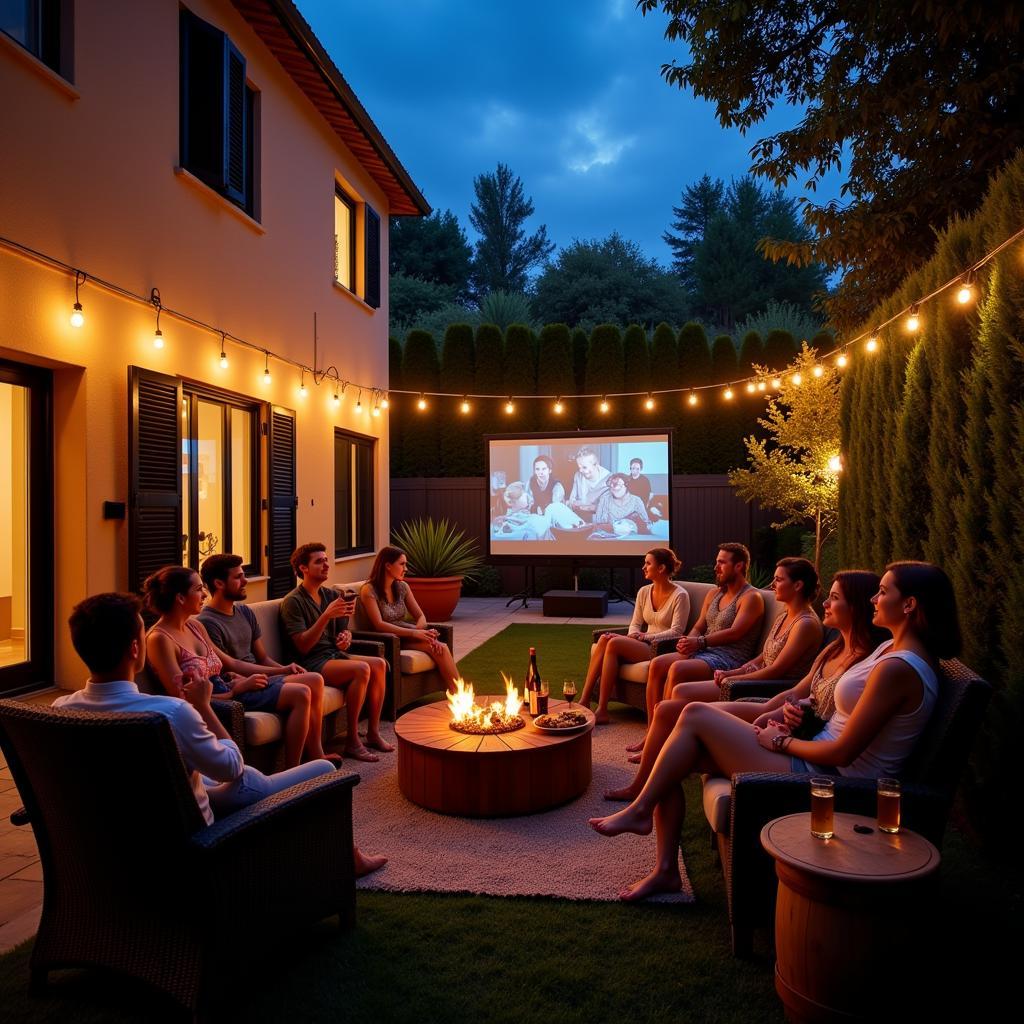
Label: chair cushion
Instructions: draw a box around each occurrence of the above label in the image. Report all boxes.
[619,660,651,683]
[400,649,436,674]
[244,711,283,747]
[702,775,732,835]
[323,686,344,715]
[248,599,286,665]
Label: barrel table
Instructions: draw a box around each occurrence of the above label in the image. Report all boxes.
[761,812,940,1023]
[395,698,594,817]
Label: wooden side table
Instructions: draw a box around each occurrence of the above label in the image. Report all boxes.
[761,812,940,1024]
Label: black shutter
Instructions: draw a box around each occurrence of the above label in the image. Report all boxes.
[180,9,225,190]
[129,368,183,594]
[365,204,381,309]
[223,39,248,206]
[267,407,297,598]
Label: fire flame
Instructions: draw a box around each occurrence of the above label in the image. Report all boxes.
[447,674,522,729]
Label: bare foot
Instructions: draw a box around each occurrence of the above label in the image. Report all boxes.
[626,752,642,765]
[365,734,395,753]
[354,848,388,878]
[344,746,380,763]
[618,865,682,902]
[311,752,344,768]
[588,805,653,837]
[625,736,646,753]
[603,784,639,802]
[594,712,611,725]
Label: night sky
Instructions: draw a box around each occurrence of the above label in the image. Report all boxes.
[296,0,844,267]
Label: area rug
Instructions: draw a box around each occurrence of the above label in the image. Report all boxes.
[350,712,695,904]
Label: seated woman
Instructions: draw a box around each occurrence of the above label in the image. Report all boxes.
[626,557,820,759]
[492,481,583,540]
[579,548,690,725]
[591,473,651,536]
[144,565,341,768]
[525,454,565,515]
[590,561,957,901]
[609,569,879,800]
[357,546,460,691]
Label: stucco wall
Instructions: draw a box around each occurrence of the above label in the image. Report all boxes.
[0,0,403,685]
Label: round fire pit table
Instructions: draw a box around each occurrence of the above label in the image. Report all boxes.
[395,698,594,817]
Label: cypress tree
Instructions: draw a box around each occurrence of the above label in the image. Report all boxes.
[388,335,405,476]
[622,324,651,426]
[584,324,625,427]
[890,342,933,560]
[738,329,763,372]
[676,322,713,472]
[572,327,589,395]
[503,323,538,432]
[439,323,479,476]
[536,323,576,430]
[474,322,505,441]
[651,322,681,457]
[810,329,835,355]
[710,334,743,471]
[763,329,798,371]
[401,329,441,476]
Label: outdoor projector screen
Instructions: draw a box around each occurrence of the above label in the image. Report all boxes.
[486,429,673,562]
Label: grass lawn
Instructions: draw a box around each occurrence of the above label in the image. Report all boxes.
[0,625,1018,1021]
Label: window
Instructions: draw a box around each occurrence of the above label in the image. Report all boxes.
[181,388,259,572]
[334,430,374,557]
[334,189,381,309]
[334,188,356,291]
[0,0,65,76]
[179,7,257,217]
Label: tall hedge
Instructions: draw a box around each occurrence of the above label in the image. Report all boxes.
[622,324,651,426]
[439,324,479,475]
[738,329,763,372]
[676,322,713,472]
[536,323,576,430]
[839,151,1024,842]
[571,326,589,394]
[763,328,798,370]
[584,324,625,426]
[474,323,505,441]
[401,329,441,476]
[388,335,405,475]
[503,323,538,432]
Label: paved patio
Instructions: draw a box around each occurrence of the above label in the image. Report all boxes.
[0,595,631,954]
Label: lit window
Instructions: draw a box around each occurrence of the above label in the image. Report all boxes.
[334,188,356,291]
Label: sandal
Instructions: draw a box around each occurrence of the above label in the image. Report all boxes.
[344,746,380,763]
[365,736,395,753]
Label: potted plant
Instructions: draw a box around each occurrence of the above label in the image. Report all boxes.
[391,517,484,621]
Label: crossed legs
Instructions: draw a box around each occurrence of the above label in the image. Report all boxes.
[403,637,460,691]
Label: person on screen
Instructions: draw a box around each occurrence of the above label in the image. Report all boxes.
[568,446,611,518]
[525,455,565,514]
[492,482,584,539]
[591,474,652,537]
[626,459,654,505]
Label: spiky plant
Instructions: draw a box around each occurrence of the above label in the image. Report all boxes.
[391,518,484,581]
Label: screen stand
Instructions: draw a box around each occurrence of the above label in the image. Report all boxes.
[606,568,634,605]
[505,564,537,610]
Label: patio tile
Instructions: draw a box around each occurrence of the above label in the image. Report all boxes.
[0,854,38,881]
[8,861,43,882]
[0,904,42,955]
[0,878,43,927]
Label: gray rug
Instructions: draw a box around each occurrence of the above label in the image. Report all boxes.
[350,712,695,903]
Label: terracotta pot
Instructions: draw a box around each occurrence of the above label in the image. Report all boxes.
[405,576,463,622]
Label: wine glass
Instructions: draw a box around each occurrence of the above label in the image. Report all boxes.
[563,679,577,706]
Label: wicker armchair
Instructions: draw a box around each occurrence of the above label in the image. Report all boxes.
[702,659,992,956]
[0,698,358,1015]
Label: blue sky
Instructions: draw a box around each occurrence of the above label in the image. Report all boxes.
[297,0,843,268]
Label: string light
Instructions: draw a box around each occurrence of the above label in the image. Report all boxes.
[791,372,803,386]
[599,397,609,413]
[956,272,974,305]
[333,384,341,405]
[771,378,782,389]
[866,335,879,353]
[746,382,756,394]
[687,391,698,406]
[460,397,471,414]
[219,333,228,369]
[836,353,848,368]
[371,393,380,417]
[812,365,824,378]
[150,287,164,348]
[381,394,390,410]
[757,380,767,391]
[905,305,920,332]
[504,398,515,415]
[723,386,734,401]
[554,398,564,414]
[262,351,271,384]
[417,394,427,411]
[644,394,655,410]
[828,455,843,473]
[298,369,307,397]
[355,389,363,413]
[69,270,85,328]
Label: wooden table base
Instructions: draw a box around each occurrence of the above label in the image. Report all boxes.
[395,699,594,817]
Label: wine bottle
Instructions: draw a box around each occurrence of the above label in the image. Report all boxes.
[526,647,540,714]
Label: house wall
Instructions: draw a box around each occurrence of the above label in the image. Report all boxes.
[0,0,399,686]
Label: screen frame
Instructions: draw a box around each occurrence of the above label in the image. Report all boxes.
[484,427,675,566]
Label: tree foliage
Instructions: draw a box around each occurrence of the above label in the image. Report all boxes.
[389,209,472,297]
[729,344,841,570]
[469,163,554,295]
[639,1,1024,328]
[536,323,576,429]
[532,233,690,330]
[663,173,724,288]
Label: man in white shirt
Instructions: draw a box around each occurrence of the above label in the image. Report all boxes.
[568,446,611,518]
[58,593,386,876]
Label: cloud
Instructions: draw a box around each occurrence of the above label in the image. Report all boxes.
[565,112,636,173]
[476,102,524,145]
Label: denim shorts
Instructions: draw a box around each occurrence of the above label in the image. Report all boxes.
[692,649,745,674]
[231,675,286,712]
[790,756,839,775]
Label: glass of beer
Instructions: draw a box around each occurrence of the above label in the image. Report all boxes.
[877,777,901,834]
[810,777,835,839]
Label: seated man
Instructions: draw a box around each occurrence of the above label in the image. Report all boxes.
[281,543,392,763]
[525,455,565,515]
[57,592,385,876]
[198,553,341,767]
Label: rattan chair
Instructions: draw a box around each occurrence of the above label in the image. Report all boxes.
[0,698,358,1015]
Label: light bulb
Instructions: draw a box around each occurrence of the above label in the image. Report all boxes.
[757,380,767,392]
[813,365,824,378]
[460,399,471,414]
[372,405,380,417]
[504,399,515,415]
[333,390,340,405]
[381,396,390,409]
[645,395,655,410]
[746,382,756,394]
[687,392,698,406]
[417,396,427,411]
[771,378,782,389]
[791,373,803,386]
[828,455,842,473]
[70,302,84,328]
[837,354,848,368]
[957,284,973,304]
[355,395,363,413]
[219,351,228,369]
[905,306,920,332]
[723,387,734,401]
[866,337,879,353]
[554,399,563,414]
[153,328,164,349]
[299,382,307,397]
[599,398,609,413]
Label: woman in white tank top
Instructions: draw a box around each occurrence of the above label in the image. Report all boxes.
[588,561,961,902]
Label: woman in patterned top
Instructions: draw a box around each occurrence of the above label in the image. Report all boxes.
[357,546,460,691]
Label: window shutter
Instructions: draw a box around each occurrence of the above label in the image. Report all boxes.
[364,204,381,309]
[128,367,183,594]
[267,407,297,599]
[180,10,225,190]
[222,39,248,206]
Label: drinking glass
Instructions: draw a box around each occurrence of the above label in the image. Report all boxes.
[563,680,577,706]
[877,777,901,834]
[810,777,835,839]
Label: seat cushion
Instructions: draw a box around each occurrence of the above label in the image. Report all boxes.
[323,686,344,715]
[702,775,732,835]
[400,649,436,674]
[244,711,283,747]
[619,660,651,683]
